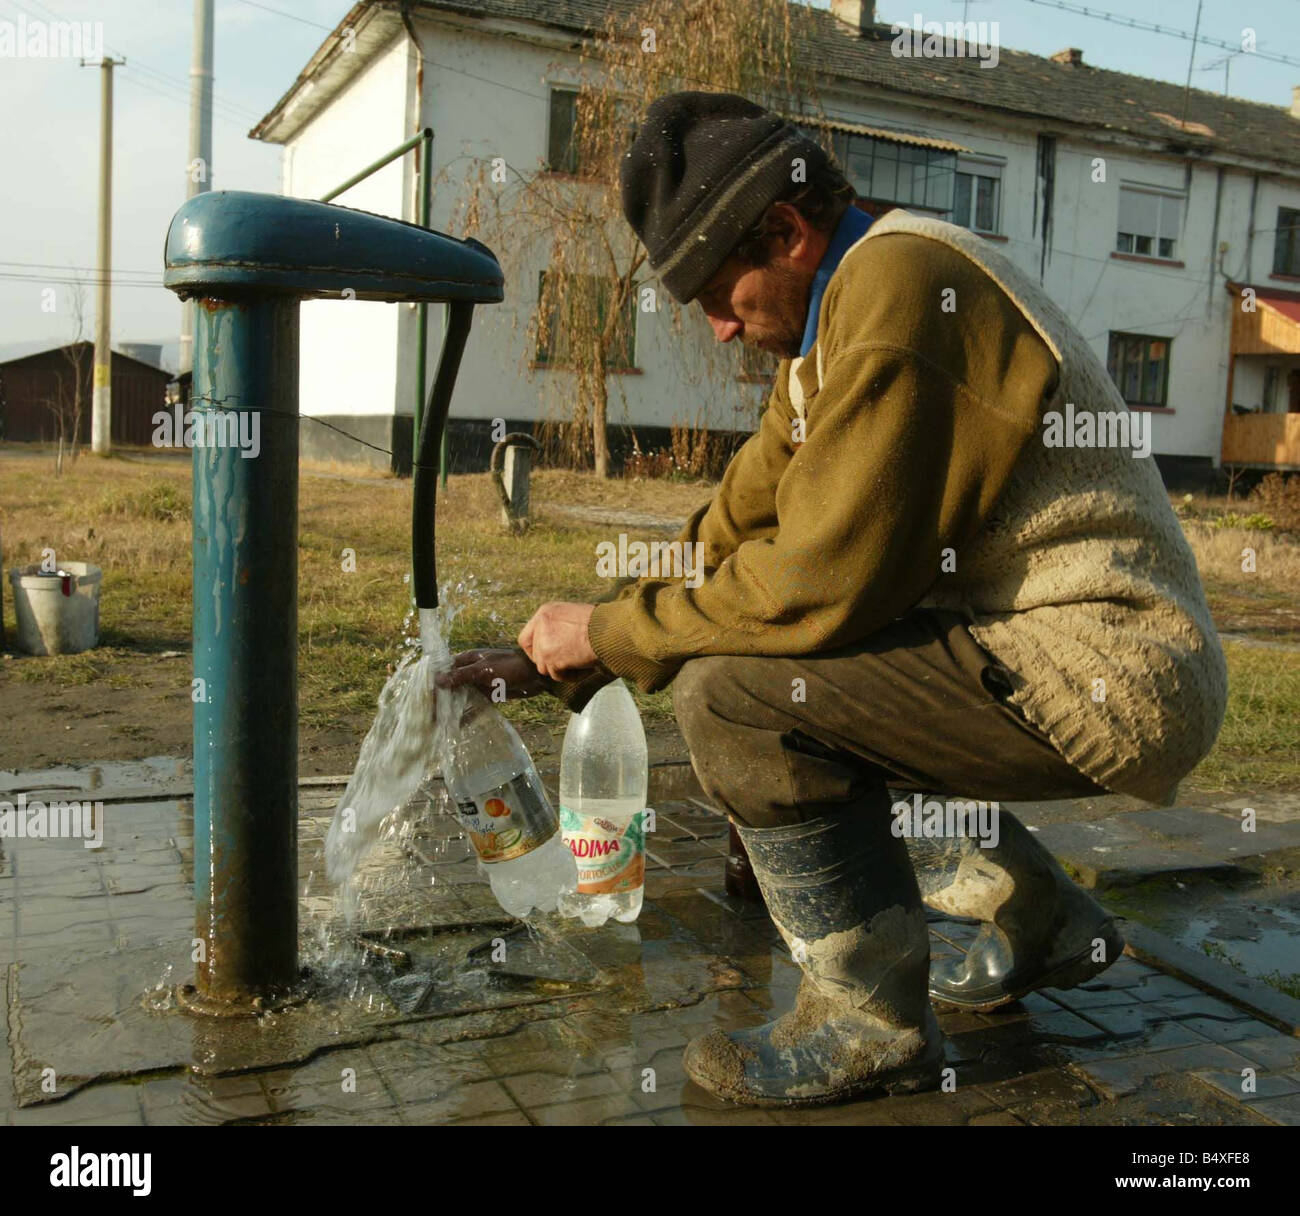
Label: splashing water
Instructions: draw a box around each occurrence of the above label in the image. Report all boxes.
[324,601,458,893]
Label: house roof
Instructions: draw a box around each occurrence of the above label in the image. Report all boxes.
[0,342,173,379]
[252,0,1300,173]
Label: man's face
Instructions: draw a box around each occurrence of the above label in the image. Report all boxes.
[691,203,831,360]
[695,257,811,359]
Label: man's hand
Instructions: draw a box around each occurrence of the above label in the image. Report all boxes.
[434,648,549,700]
[518,602,598,681]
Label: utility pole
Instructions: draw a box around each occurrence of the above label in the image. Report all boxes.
[180,0,214,378]
[81,55,125,455]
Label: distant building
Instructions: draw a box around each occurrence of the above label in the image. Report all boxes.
[0,343,171,446]
[251,0,1300,479]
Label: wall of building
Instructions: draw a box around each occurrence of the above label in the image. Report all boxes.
[278,14,1300,471]
[282,31,415,468]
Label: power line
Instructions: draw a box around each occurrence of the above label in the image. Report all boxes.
[1017,0,1300,71]
[0,271,165,289]
[0,260,161,277]
[5,0,266,124]
[234,0,335,32]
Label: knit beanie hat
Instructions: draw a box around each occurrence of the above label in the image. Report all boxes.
[620,91,831,304]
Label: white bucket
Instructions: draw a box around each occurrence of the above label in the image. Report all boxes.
[8,562,102,655]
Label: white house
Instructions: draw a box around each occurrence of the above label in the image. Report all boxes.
[250,0,1300,481]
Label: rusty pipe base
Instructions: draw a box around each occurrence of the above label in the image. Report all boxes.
[174,969,313,1019]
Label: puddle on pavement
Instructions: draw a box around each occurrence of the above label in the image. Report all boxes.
[1105,873,1300,994]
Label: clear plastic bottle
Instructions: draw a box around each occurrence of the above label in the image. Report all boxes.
[442,685,577,919]
[557,680,648,926]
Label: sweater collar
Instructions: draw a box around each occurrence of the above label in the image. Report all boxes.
[799,205,873,358]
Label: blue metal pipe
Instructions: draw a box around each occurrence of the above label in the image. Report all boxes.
[191,296,300,1004]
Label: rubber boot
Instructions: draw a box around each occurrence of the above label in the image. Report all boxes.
[683,808,943,1107]
[919,809,1124,1011]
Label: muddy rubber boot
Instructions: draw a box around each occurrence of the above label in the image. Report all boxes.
[683,808,943,1107]
[921,810,1124,1011]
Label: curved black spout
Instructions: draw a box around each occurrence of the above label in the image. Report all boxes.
[412,299,475,610]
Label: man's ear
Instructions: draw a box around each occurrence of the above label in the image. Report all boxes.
[768,203,817,264]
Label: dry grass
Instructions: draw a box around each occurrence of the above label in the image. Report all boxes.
[1,451,1295,791]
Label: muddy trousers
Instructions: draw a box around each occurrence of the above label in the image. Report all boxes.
[671,609,1106,833]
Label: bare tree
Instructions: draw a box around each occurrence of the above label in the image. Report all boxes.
[40,276,91,474]
[448,0,819,477]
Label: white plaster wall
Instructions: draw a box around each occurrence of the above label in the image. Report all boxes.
[283,34,412,421]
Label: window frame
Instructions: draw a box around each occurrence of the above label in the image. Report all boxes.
[544,86,581,177]
[1106,331,1172,409]
[825,129,957,215]
[1273,206,1300,277]
[952,156,1004,234]
[533,269,638,373]
[1116,184,1183,263]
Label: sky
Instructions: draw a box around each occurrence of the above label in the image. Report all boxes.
[1,0,1297,369]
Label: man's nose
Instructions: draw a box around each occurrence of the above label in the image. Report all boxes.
[708,315,742,343]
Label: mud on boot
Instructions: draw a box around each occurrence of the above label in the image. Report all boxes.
[683,809,944,1108]
[917,808,1125,1012]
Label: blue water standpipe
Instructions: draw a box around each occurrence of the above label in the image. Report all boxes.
[162,191,502,1014]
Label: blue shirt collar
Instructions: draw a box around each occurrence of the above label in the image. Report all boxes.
[799,206,873,358]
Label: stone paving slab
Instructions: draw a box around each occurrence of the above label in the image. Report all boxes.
[1032,807,1300,888]
[3,785,1298,1125]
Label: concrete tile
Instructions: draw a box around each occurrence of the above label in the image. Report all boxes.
[10,1083,142,1125]
[1042,984,1140,1010]
[528,1093,642,1125]
[1193,1070,1300,1102]
[1249,1093,1300,1126]
[502,1069,621,1109]
[1229,1036,1300,1071]
[1074,1043,1255,1100]
[1176,1017,1281,1044]
[400,1079,521,1123]
[1023,1009,1110,1042]
[1146,994,1253,1021]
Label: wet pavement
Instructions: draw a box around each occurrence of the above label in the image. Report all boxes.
[2,763,1299,1126]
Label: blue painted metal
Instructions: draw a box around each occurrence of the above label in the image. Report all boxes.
[164,190,502,304]
[164,190,502,1008]
[191,296,299,1004]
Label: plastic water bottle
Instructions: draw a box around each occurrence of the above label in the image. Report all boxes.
[557,680,648,926]
[442,685,577,919]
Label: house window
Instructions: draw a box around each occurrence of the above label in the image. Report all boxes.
[1107,332,1171,407]
[1117,185,1182,260]
[952,159,1002,233]
[546,88,580,175]
[1273,207,1300,277]
[823,130,956,213]
[535,270,636,371]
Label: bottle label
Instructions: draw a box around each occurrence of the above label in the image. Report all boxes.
[454,771,557,863]
[560,806,646,894]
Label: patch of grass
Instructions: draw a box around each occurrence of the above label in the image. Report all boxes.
[97,479,191,523]
[1260,970,1300,1000]
[1185,641,1300,793]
